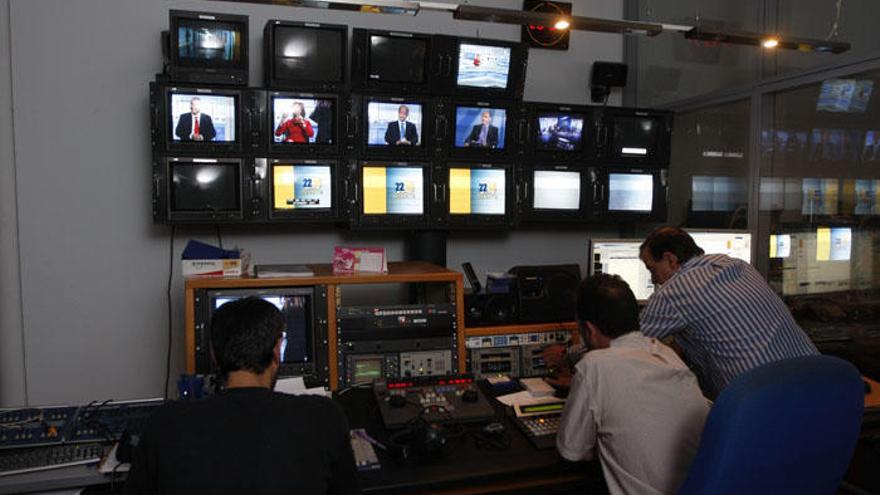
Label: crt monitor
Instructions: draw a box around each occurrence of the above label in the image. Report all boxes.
[361,163,426,216]
[532,169,581,211]
[170,11,247,71]
[270,94,336,146]
[169,159,241,218]
[456,42,511,90]
[608,111,670,164]
[270,161,335,218]
[453,105,507,150]
[686,230,752,264]
[448,166,507,216]
[607,172,654,213]
[535,112,585,153]
[366,100,424,148]
[589,239,654,301]
[368,33,428,84]
[267,21,345,88]
[168,90,238,145]
[207,287,318,377]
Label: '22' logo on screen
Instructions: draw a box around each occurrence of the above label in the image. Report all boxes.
[395,182,406,192]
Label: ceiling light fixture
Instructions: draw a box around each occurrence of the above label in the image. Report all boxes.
[554,19,570,30]
[685,28,850,53]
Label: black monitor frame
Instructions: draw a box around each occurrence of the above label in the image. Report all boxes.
[349,160,432,230]
[151,83,253,154]
[153,156,255,224]
[267,91,342,157]
[263,20,348,92]
[527,102,600,162]
[434,35,529,99]
[596,166,668,221]
[351,28,435,95]
[196,286,329,385]
[600,108,673,167]
[166,10,249,86]
[446,98,521,162]
[434,162,516,229]
[519,164,594,223]
[266,157,341,222]
[353,94,437,160]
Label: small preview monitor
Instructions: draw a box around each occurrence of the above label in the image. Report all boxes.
[456,42,512,89]
[606,110,670,165]
[169,92,237,144]
[802,178,839,215]
[449,167,506,215]
[815,227,852,261]
[769,234,791,259]
[854,179,880,215]
[272,163,333,211]
[607,172,653,213]
[170,160,241,214]
[368,34,428,84]
[454,106,507,149]
[817,79,873,113]
[691,176,747,212]
[533,170,581,210]
[271,96,335,145]
[366,101,423,148]
[589,240,654,301]
[172,11,246,69]
[535,112,585,152]
[687,230,752,264]
[269,22,345,87]
[362,164,425,215]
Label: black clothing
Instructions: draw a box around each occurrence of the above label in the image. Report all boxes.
[464,124,499,148]
[174,113,217,142]
[383,120,419,146]
[124,388,360,495]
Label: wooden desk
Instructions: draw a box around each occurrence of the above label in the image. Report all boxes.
[864,376,880,409]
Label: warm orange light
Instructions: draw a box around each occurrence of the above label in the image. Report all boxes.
[762,38,779,48]
[554,19,570,30]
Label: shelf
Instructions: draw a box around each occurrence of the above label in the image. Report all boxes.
[464,322,578,337]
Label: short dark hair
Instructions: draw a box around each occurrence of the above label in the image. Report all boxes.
[640,226,705,264]
[210,297,284,377]
[575,274,640,339]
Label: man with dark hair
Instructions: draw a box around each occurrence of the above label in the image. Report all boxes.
[556,274,709,495]
[638,226,817,398]
[124,297,359,495]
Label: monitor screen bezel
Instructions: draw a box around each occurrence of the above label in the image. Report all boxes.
[527,102,599,162]
[160,85,244,154]
[264,20,348,92]
[352,28,434,94]
[353,160,432,229]
[358,94,433,160]
[448,98,518,161]
[168,10,249,72]
[438,162,515,229]
[602,108,672,168]
[205,286,319,378]
[521,164,589,222]
[448,35,527,99]
[165,156,245,222]
[600,167,666,220]
[267,91,341,156]
[268,158,340,222]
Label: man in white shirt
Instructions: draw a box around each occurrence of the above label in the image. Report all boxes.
[555,274,710,495]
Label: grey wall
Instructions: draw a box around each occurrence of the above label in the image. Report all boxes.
[0,0,623,406]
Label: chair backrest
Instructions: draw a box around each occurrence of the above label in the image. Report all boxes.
[678,355,864,495]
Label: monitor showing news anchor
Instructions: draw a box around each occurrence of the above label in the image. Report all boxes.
[170,93,236,143]
[366,102,423,147]
[272,97,335,144]
[454,106,506,149]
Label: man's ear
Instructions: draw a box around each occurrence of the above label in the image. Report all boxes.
[273,338,282,365]
[663,251,680,268]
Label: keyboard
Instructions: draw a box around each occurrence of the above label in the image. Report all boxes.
[349,429,380,471]
[515,414,560,450]
[0,442,107,477]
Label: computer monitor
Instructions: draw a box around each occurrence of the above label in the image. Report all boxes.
[198,286,328,381]
[268,159,338,221]
[817,227,852,262]
[781,231,852,296]
[168,10,248,85]
[353,161,430,229]
[769,234,792,259]
[589,239,654,301]
[264,20,346,91]
[268,92,338,154]
[686,230,752,264]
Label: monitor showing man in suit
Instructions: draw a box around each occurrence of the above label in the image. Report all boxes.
[455,106,506,149]
[367,102,422,147]
[171,93,237,143]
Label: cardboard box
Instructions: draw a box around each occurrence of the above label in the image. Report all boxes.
[182,259,242,278]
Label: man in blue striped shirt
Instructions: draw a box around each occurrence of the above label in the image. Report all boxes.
[639,227,818,398]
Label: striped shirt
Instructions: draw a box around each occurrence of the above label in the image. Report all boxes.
[640,254,818,398]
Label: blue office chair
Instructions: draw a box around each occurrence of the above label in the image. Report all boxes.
[678,355,864,495]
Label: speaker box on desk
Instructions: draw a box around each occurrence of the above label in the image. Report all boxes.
[508,264,581,323]
[464,292,519,327]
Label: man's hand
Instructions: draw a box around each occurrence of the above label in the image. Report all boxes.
[542,344,573,389]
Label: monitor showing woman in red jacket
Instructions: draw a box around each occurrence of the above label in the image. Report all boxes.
[274,100,315,143]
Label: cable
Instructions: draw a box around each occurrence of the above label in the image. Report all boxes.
[215,224,223,249]
[826,0,843,41]
[165,225,176,401]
